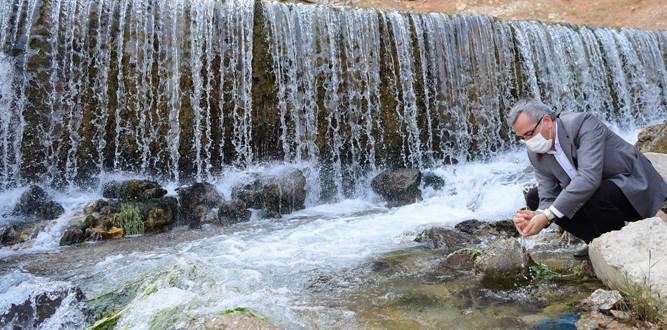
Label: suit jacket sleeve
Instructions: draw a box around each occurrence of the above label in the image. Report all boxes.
[535,166,559,211]
[552,113,606,218]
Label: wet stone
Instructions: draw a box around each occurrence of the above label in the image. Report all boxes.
[415,227,479,254]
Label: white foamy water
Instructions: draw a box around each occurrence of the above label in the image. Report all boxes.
[0,124,658,328]
[4,149,530,329]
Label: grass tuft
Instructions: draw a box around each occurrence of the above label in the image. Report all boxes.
[112,203,144,236]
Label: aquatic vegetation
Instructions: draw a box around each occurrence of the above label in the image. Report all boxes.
[111,203,144,236]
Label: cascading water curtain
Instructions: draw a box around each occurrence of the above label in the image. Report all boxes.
[261,2,666,198]
[0,0,255,188]
[0,0,665,195]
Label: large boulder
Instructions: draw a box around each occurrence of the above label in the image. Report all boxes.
[262,170,307,216]
[454,219,519,238]
[232,170,307,217]
[475,238,533,289]
[12,185,64,220]
[218,200,251,226]
[102,179,167,201]
[232,180,264,209]
[0,277,85,328]
[1,221,46,246]
[60,197,178,246]
[371,169,422,207]
[589,217,667,305]
[644,152,667,182]
[414,227,479,254]
[177,182,223,227]
[636,120,667,153]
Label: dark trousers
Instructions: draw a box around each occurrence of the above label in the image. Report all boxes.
[524,180,642,243]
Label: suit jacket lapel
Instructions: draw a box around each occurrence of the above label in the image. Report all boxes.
[556,118,577,169]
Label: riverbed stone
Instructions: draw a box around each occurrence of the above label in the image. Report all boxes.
[218,200,251,226]
[83,199,109,215]
[454,219,518,237]
[414,227,479,254]
[636,120,667,153]
[422,172,445,190]
[12,185,64,220]
[232,170,307,217]
[438,248,479,271]
[102,179,167,201]
[262,169,307,216]
[475,238,532,289]
[589,217,667,305]
[371,169,422,207]
[0,281,85,328]
[59,226,86,246]
[581,289,622,311]
[177,182,223,227]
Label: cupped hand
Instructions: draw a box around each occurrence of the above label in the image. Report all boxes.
[513,210,533,234]
[521,213,549,237]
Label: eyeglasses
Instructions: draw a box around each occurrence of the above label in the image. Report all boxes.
[516,116,544,140]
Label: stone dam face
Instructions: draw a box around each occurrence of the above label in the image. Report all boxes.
[0,0,665,198]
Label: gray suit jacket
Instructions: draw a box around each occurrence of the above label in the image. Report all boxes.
[529,112,667,219]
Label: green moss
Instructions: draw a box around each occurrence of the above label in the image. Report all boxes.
[463,248,482,264]
[220,307,266,320]
[573,263,593,283]
[530,263,560,283]
[112,203,144,235]
[87,310,121,330]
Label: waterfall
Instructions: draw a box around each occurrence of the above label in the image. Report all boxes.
[0,0,665,198]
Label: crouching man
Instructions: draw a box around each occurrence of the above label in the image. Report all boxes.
[509,99,667,256]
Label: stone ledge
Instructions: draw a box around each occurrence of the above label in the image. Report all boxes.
[589,217,667,304]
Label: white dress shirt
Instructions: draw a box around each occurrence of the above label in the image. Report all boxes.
[545,123,577,218]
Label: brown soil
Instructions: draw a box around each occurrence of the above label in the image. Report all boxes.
[290,0,667,30]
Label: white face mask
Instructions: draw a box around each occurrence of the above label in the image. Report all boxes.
[521,132,552,153]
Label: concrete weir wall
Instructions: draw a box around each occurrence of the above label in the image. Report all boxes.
[0,0,665,195]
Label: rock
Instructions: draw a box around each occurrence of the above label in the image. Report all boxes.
[0,280,85,328]
[589,217,667,305]
[438,248,479,271]
[527,247,580,273]
[475,238,532,289]
[636,120,667,153]
[371,169,422,207]
[12,185,64,220]
[0,221,46,246]
[231,170,307,217]
[581,289,623,311]
[232,180,264,209]
[454,219,519,237]
[218,200,251,226]
[132,197,179,233]
[488,219,520,237]
[169,308,278,330]
[454,219,485,234]
[575,310,616,330]
[422,172,445,190]
[83,199,109,215]
[643,152,667,182]
[59,226,86,246]
[414,227,479,254]
[262,170,307,216]
[102,179,167,201]
[177,182,223,207]
[107,227,124,239]
[177,182,223,227]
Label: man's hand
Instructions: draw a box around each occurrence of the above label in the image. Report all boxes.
[521,213,550,237]
[513,210,533,234]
